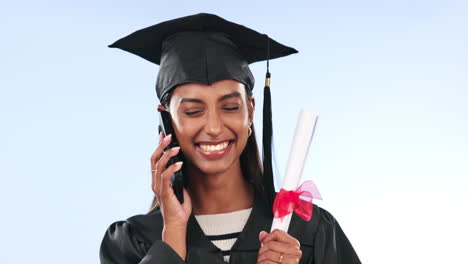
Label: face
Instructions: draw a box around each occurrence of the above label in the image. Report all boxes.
[168,79,254,176]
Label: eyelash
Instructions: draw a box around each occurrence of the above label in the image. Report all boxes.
[185,110,202,116]
[224,106,239,111]
[184,105,240,116]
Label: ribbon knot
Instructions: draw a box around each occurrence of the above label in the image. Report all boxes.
[272,180,322,221]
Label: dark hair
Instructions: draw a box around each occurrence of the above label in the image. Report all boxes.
[149,87,266,211]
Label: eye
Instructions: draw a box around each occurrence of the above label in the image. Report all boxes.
[185,110,203,116]
[182,106,204,116]
[223,104,240,111]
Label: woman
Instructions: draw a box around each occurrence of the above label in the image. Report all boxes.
[100,13,361,264]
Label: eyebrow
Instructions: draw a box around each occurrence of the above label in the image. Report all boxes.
[180,92,242,104]
[219,92,241,101]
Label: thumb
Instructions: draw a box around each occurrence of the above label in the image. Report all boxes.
[258,231,269,242]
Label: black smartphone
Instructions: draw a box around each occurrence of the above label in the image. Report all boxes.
[158,110,185,204]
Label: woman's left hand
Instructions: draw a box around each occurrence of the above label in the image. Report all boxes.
[257,229,302,264]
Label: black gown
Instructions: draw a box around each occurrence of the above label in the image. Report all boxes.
[100,195,361,264]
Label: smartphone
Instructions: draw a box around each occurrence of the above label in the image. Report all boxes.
[158,110,185,204]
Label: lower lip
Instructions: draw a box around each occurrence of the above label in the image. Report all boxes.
[196,141,233,159]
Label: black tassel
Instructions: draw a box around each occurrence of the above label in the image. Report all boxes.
[262,35,275,209]
[263,77,275,209]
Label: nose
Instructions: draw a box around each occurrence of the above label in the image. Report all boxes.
[204,110,223,137]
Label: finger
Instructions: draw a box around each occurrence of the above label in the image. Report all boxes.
[158,131,164,143]
[160,161,183,198]
[262,229,300,248]
[258,241,300,256]
[259,231,269,244]
[258,250,302,264]
[155,146,180,178]
[281,253,302,263]
[151,133,172,169]
[152,146,179,196]
[150,134,172,171]
[151,135,174,195]
[257,250,282,263]
[258,252,301,264]
[257,260,277,264]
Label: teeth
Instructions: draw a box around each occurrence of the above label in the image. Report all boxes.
[199,141,229,152]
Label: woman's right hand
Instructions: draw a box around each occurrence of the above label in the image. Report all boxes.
[151,133,192,226]
[151,133,192,259]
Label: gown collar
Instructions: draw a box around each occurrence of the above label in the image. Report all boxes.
[186,192,272,255]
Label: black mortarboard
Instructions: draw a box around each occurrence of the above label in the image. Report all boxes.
[109,13,297,208]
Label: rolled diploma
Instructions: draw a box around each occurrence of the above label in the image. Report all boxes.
[270,109,319,232]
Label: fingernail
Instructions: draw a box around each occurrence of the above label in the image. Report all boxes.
[258,231,265,240]
[172,146,180,152]
[175,161,183,169]
[163,134,172,143]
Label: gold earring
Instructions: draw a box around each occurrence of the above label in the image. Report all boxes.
[248,127,252,136]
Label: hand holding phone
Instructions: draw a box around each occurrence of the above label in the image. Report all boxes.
[158,110,186,204]
[150,129,192,256]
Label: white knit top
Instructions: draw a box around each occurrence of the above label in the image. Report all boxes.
[194,208,253,263]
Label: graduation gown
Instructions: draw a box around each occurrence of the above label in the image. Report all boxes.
[100,195,361,264]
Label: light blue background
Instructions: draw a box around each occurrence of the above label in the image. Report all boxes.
[1,1,467,263]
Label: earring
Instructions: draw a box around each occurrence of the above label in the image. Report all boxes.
[248,127,252,137]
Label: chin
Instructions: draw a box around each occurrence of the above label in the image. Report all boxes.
[192,159,237,176]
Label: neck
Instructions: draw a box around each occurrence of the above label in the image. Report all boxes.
[187,162,254,215]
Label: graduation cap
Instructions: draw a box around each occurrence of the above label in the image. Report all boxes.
[109,13,297,208]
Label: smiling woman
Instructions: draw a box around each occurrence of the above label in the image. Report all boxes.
[168,81,253,178]
[99,13,361,264]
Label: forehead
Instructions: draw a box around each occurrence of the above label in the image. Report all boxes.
[171,80,247,101]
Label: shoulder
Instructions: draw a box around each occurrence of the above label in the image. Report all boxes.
[99,208,165,263]
[105,208,164,243]
[290,204,361,263]
[289,204,337,245]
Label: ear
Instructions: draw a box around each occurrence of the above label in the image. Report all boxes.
[157,104,166,112]
[248,97,255,124]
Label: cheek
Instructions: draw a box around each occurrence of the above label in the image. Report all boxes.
[173,118,200,140]
[223,113,249,131]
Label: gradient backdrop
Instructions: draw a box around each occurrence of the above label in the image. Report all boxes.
[1,1,467,263]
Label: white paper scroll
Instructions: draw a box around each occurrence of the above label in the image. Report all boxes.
[270,109,319,232]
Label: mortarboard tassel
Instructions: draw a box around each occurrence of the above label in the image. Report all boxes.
[263,35,276,209]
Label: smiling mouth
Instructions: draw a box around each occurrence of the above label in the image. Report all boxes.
[196,140,234,152]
